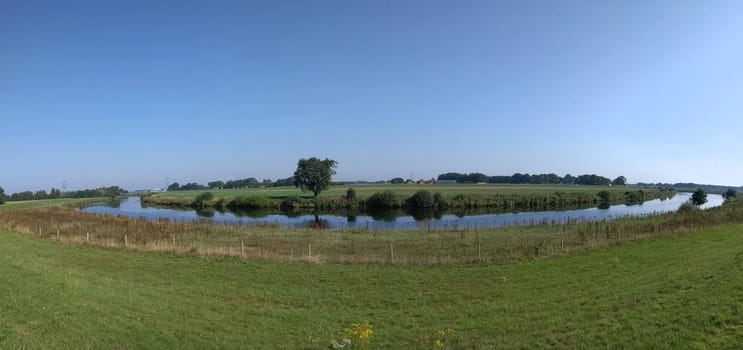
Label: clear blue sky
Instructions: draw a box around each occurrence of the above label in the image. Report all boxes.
[2,0,742,193]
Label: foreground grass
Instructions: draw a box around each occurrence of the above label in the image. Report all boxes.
[1,222,742,348]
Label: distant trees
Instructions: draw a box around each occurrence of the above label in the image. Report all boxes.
[293,157,338,197]
[691,188,708,206]
[436,172,616,186]
[208,181,224,189]
[612,176,627,186]
[34,190,48,199]
[0,186,5,204]
[273,177,295,187]
[390,177,405,184]
[724,188,737,199]
[167,182,208,191]
[575,174,612,186]
[562,174,576,185]
[224,178,260,189]
[6,186,124,201]
[10,191,34,201]
[181,183,208,191]
[438,172,492,184]
[66,186,125,199]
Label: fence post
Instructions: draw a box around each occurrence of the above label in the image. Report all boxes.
[86,232,89,243]
[308,244,312,258]
[124,235,128,247]
[241,240,245,255]
[390,243,394,264]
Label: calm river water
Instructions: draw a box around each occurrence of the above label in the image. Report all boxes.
[82,192,724,230]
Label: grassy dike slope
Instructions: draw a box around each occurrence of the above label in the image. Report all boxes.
[1,222,742,348]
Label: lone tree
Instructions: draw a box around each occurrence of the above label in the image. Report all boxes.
[691,188,707,206]
[293,157,338,197]
[0,186,5,204]
[612,176,627,186]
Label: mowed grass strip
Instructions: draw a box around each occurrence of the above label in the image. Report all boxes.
[154,184,634,199]
[1,223,742,348]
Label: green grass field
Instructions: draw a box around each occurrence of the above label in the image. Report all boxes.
[152,184,635,199]
[0,198,92,212]
[1,198,742,348]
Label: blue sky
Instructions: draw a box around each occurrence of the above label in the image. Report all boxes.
[2,0,742,193]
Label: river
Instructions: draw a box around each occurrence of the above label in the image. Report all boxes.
[81,192,724,230]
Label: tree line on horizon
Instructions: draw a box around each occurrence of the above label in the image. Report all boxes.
[638,182,743,193]
[0,186,126,203]
[167,177,295,191]
[436,172,627,186]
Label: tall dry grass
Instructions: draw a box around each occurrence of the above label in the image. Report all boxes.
[1,199,741,266]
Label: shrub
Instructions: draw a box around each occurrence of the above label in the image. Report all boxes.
[724,188,737,199]
[193,192,215,208]
[433,192,446,208]
[366,190,401,209]
[597,191,611,202]
[691,188,707,206]
[677,201,699,213]
[280,196,303,211]
[624,190,645,205]
[407,190,434,208]
[346,188,357,201]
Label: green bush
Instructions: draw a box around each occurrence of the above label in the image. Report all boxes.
[366,190,401,209]
[691,188,707,206]
[346,188,357,201]
[407,190,434,208]
[677,201,699,213]
[597,191,611,202]
[280,196,303,211]
[193,192,215,209]
[433,192,446,208]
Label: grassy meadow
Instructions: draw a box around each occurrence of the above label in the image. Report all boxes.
[151,184,641,199]
[1,197,742,348]
[1,217,742,348]
[141,184,671,212]
[0,198,94,212]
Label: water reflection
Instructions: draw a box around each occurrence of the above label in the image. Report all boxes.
[83,192,724,231]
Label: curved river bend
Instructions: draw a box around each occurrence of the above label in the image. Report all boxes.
[82,192,724,230]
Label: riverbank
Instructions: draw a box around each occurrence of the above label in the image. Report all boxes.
[2,195,737,265]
